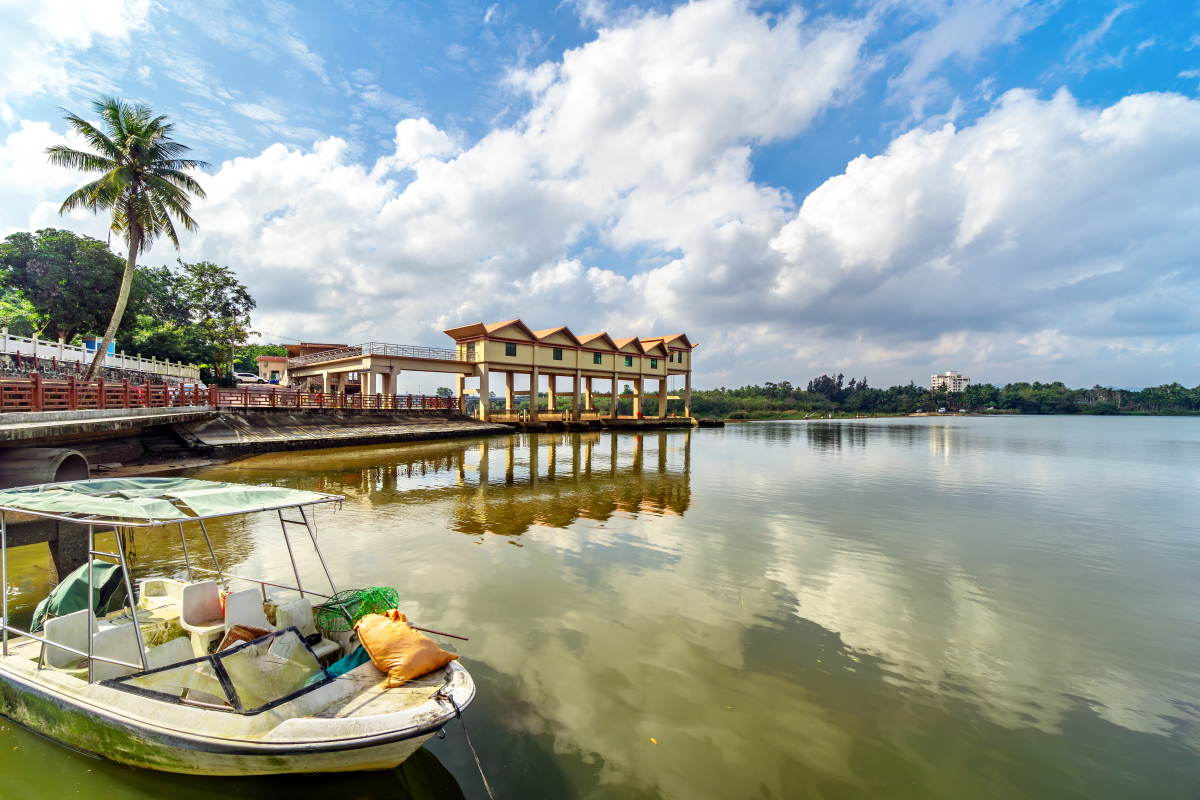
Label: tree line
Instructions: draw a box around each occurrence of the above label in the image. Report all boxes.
[0,228,272,381]
[689,374,1200,418]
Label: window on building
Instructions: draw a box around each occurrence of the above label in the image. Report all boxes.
[467,342,476,360]
[593,352,602,365]
[505,343,517,357]
[669,353,674,362]
[553,348,563,360]
[624,356,633,367]
[650,359,657,369]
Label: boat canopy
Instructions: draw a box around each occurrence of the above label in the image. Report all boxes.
[0,478,341,527]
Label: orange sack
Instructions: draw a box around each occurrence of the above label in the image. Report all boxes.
[354,609,459,688]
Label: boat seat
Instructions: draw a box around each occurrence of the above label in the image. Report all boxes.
[223,589,274,635]
[145,636,195,670]
[42,609,98,669]
[137,578,185,610]
[275,598,340,663]
[91,623,143,682]
[180,581,224,657]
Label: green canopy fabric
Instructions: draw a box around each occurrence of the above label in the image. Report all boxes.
[0,477,338,526]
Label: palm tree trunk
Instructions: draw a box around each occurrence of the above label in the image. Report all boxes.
[83,230,139,380]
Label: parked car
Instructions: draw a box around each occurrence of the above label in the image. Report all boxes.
[233,372,267,384]
[178,382,208,391]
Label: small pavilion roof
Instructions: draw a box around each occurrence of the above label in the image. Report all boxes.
[532,326,583,346]
[643,333,696,350]
[443,319,540,341]
[578,332,619,349]
[612,337,645,352]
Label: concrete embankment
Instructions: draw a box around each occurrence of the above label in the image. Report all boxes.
[175,408,511,455]
[0,406,512,466]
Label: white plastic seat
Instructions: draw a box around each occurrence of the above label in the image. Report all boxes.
[144,637,194,670]
[91,624,143,682]
[42,609,97,669]
[223,589,274,634]
[180,581,224,657]
[275,598,340,662]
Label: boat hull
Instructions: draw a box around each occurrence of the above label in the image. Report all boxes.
[0,664,440,775]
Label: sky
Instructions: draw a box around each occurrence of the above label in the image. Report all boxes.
[1,0,1198,391]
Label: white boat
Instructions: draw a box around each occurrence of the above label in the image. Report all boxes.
[0,477,475,775]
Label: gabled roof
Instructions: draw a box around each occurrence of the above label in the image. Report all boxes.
[643,333,695,350]
[577,332,618,350]
[443,318,539,341]
[531,326,583,346]
[612,337,645,353]
[641,340,669,357]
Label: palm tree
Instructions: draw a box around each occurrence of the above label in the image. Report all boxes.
[47,96,208,379]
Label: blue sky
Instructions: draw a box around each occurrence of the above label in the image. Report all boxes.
[2,0,1199,389]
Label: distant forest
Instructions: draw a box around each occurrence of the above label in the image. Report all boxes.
[687,375,1200,418]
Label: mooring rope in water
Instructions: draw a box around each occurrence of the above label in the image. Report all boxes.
[436,683,496,799]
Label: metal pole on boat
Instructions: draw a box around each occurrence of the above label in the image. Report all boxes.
[177,523,193,582]
[2,511,8,657]
[298,505,338,595]
[197,520,228,591]
[113,527,148,671]
[87,525,94,684]
[276,510,305,598]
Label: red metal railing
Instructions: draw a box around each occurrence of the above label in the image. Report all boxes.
[0,375,461,414]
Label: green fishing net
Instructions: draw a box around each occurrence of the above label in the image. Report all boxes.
[314,587,400,633]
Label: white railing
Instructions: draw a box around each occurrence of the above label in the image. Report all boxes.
[0,328,201,381]
[288,342,474,368]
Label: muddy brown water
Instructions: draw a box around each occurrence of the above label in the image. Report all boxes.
[1,418,1198,799]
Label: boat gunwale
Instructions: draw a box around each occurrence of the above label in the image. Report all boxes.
[0,655,475,755]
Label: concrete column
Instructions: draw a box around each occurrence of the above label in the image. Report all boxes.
[505,372,514,410]
[548,375,558,418]
[477,364,490,421]
[658,377,668,418]
[610,372,619,419]
[455,374,465,412]
[529,365,540,422]
[633,377,643,417]
[685,370,692,418]
[320,370,330,393]
[359,370,372,397]
[572,369,581,421]
[585,377,593,411]
[381,370,396,398]
[505,437,515,484]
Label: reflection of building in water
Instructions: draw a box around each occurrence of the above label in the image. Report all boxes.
[453,431,691,536]
[806,423,869,451]
[223,432,691,538]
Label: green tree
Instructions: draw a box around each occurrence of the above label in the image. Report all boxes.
[47,96,207,379]
[234,343,288,373]
[179,260,256,376]
[0,228,137,341]
[0,288,45,338]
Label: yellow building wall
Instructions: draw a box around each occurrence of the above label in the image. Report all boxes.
[533,343,578,369]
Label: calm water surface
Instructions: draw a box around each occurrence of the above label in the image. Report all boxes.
[2,417,1198,799]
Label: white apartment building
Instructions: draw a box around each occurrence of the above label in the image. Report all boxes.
[932,371,971,392]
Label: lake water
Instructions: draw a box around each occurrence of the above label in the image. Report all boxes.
[2,417,1198,799]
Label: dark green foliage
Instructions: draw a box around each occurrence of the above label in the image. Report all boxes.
[0,228,144,341]
[690,375,1200,418]
[234,343,288,373]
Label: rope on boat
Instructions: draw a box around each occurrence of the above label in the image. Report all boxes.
[436,683,496,799]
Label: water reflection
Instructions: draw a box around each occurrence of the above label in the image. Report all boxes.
[1,422,1198,800]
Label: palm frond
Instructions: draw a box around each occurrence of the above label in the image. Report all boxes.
[56,112,123,162]
[45,145,118,174]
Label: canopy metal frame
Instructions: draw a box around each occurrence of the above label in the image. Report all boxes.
[0,480,344,684]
